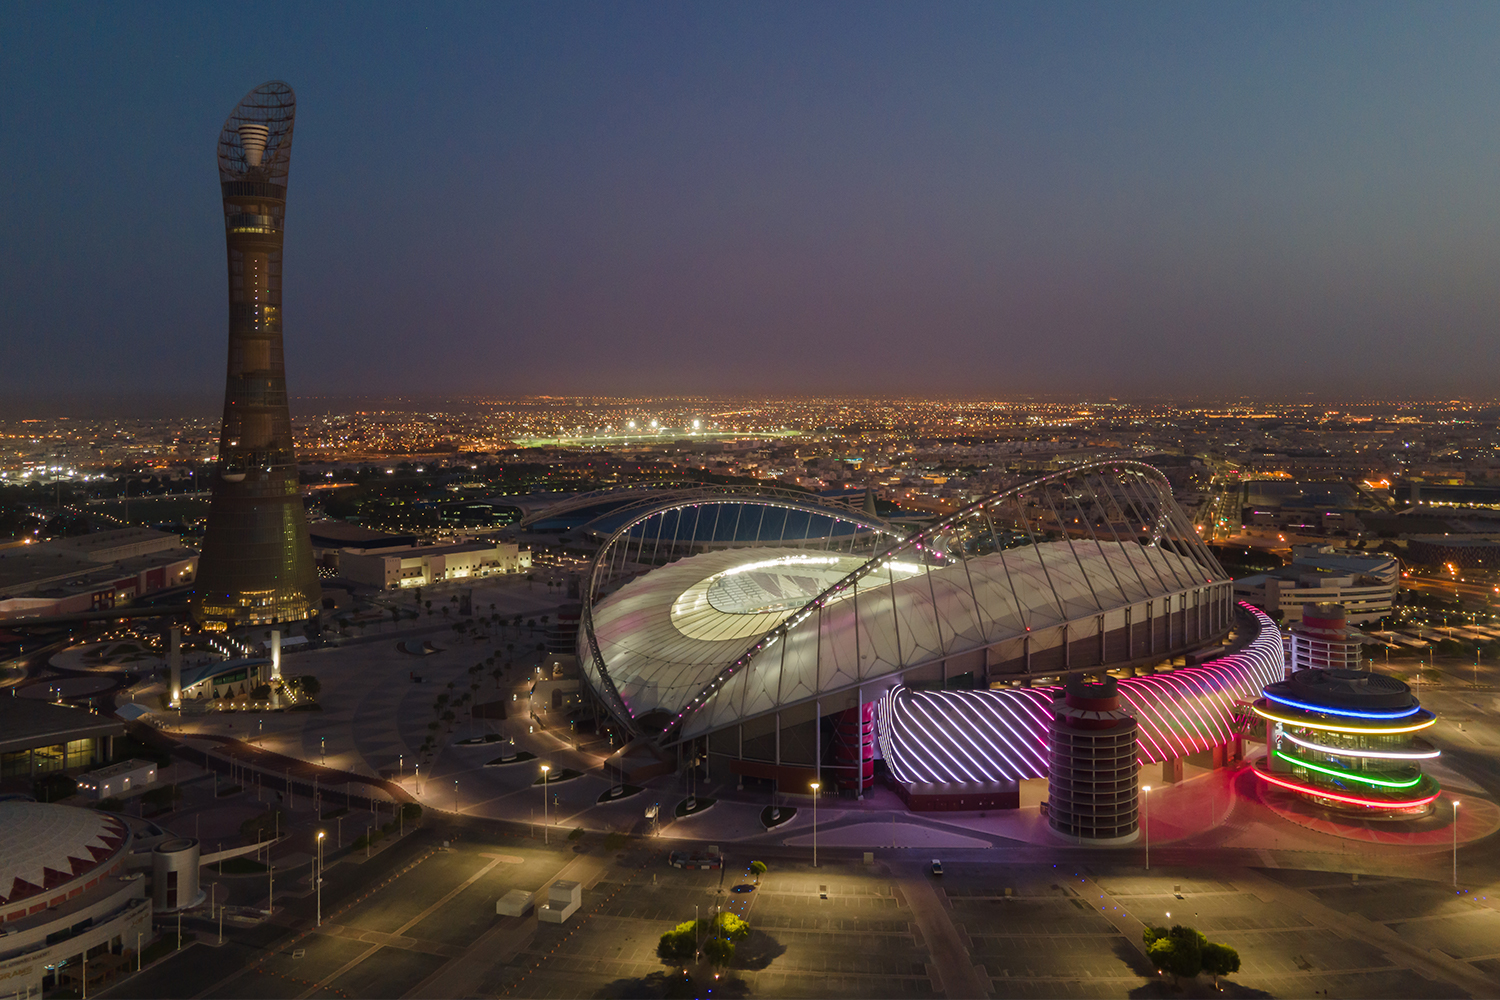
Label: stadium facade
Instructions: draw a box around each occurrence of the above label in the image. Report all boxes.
[578,462,1283,807]
[192,81,321,630]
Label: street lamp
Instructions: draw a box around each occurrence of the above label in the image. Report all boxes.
[454,779,459,814]
[316,831,325,927]
[1453,799,1461,888]
[809,781,820,868]
[541,765,551,844]
[1142,785,1152,871]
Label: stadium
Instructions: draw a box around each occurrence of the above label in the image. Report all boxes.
[576,461,1284,809]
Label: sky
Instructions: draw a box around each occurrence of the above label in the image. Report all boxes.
[2,1,1499,409]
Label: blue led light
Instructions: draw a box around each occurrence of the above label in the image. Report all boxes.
[1264,692,1419,720]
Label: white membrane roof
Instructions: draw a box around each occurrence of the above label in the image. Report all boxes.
[586,539,1212,738]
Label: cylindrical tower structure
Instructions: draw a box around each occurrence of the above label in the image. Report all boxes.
[191,82,320,629]
[1047,675,1139,842]
[1253,668,1440,817]
[1288,603,1362,673]
[152,838,202,912]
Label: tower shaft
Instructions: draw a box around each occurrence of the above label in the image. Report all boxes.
[192,82,319,629]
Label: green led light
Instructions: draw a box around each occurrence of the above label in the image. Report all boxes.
[1273,750,1423,789]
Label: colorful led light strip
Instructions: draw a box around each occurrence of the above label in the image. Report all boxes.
[1279,730,1440,761]
[1263,692,1419,720]
[1252,703,1435,734]
[1253,766,1440,810]
[1271,749,1423,788]
[880,603,1286,783]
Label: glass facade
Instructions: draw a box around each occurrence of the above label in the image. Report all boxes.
[1,738,102,778]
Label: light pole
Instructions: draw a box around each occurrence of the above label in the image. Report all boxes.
[1453,799,1461,888]
[454,779,459,814]
[268,864,274,916]
[809,781,820,868]
[541,765,551,844]
[1142,785,1152,871]
[316,831,325,927]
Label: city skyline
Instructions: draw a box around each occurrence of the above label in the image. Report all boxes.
[4,3,1500,402]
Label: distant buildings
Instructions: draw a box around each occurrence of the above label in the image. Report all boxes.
[1233,544,1398,625]
[0,527,197,619]
[191,82,320,630]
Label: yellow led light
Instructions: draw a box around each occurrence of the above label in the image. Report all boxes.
[1252,703,1435,735]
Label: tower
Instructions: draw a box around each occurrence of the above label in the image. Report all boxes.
[1047,675,1140,842]
[1287,603,1363,673]
[191,82,320,630]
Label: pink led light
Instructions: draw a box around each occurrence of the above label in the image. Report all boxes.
[880,604,1284,782]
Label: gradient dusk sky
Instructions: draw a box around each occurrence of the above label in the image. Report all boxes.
[3,2,1498,405]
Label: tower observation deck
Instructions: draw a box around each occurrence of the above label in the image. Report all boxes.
[191,82,320,629]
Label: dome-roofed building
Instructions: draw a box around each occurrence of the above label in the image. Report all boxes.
[0,801,151,994]
[578,462,1265,805]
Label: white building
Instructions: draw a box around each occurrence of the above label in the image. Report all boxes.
[76,759,157,800]
[1233,545,1398,625]
[340,540,531,590]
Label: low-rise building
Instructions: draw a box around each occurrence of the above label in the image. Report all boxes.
[0,527,197,619]
[0,698,123,784]
[1233,545,1398,625]
[75,759,158,800]
[340,540,530,590]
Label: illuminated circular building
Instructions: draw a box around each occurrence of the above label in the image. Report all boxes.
[1253,668,1440,817]
[577,462,1282,809]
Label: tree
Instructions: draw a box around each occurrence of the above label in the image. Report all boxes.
[710,912,750,941]
[1201,942,1240,987]
[656,922,698,964]
[1145,925,1205,985]
[702,936,734,968]
[298,674,322,698]
[491,666,504,689]
[750,861,767,883]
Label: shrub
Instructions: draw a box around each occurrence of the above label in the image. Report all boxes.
[144,784,181,810]
[401,802,422,821]
[35,774,77,802]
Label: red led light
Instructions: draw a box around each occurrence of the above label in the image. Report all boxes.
[1253,765,1439,810]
